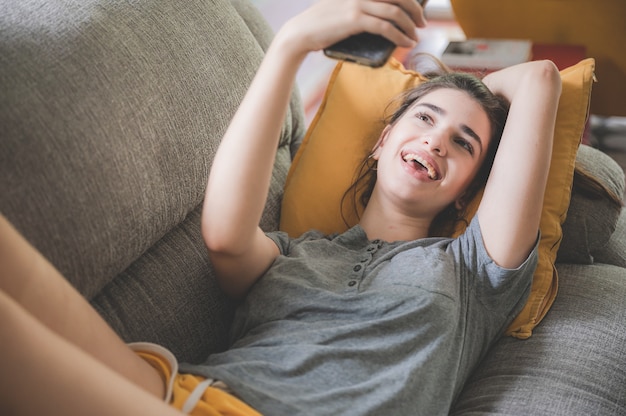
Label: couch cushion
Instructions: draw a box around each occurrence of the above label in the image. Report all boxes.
[451,262,626,415]
[0,0,303,301]
[92,207,234,363]
[592,209,626,268]
[558,145,625,264]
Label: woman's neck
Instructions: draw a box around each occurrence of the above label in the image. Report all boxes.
[358,196,433,242]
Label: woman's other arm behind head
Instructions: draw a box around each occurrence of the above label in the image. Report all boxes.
[477,60,562,269]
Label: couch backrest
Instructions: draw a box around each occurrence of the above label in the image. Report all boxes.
[0,0,305,361]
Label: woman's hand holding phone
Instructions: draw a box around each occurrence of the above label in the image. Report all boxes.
[323,0,428,67]
[277,0,427,67]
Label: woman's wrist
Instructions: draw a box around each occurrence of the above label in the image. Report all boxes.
[270,20,313,66]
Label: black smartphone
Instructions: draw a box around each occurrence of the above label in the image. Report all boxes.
[323,0,428,68]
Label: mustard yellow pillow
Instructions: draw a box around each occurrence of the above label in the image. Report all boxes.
[280,57,595,338]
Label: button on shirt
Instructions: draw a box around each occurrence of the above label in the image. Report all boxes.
[181,217,538,416]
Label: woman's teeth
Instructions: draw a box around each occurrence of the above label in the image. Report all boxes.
[403,153,439,180]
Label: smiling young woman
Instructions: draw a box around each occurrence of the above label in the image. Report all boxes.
[344,70,509,238]
[0,0,562,414]
[363,88,494,241]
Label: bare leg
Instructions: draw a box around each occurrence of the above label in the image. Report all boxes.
[0,215,164,399]
[0,290,183,416]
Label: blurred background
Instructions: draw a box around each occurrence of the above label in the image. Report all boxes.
[250,0,626,179]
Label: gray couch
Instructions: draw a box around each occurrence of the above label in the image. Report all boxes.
[1,0,624,414]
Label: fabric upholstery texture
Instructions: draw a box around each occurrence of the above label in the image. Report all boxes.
[0,0,304,362]
[593,210,626,268]
[558,145,626,264]
[452,262,626,414]
[92,207,235,361]
[280,57,595,339]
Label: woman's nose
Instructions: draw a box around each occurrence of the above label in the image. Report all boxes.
[423,133,447,156]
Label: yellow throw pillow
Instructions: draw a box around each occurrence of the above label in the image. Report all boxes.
[281,59,427,235]
[280,57,595,338]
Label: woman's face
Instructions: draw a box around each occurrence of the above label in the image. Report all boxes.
[371,88,492,220]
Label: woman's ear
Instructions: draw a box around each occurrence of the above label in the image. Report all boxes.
[371,125,391,160]
[455,192,467,211]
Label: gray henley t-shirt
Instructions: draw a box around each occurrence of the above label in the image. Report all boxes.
[180,216,538,415]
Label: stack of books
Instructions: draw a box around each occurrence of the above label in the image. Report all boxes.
[441,38,586,73]
[441,39,532,72]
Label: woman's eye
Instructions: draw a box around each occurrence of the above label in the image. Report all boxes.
[455,138,474,154]
[416,113,431,124]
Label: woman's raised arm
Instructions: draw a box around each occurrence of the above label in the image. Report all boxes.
[477,60,562,269]
[202,0,426,298]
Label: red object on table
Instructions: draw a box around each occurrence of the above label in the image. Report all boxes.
[531,43,587,70]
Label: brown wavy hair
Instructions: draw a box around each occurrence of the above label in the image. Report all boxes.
[341,68,510,237]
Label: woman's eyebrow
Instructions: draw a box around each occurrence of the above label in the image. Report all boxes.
[417,102,484,153]
[460,125,484,153]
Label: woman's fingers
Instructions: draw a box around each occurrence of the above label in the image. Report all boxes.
[339,0,427,46]
[359,0,425,46]
[280,0,427,53]
[357,14,416,47]
[365,0,427,32]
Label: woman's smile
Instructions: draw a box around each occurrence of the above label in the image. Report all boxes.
[401,149,441,181]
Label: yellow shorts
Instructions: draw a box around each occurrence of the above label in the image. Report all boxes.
[130,342,261,416]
